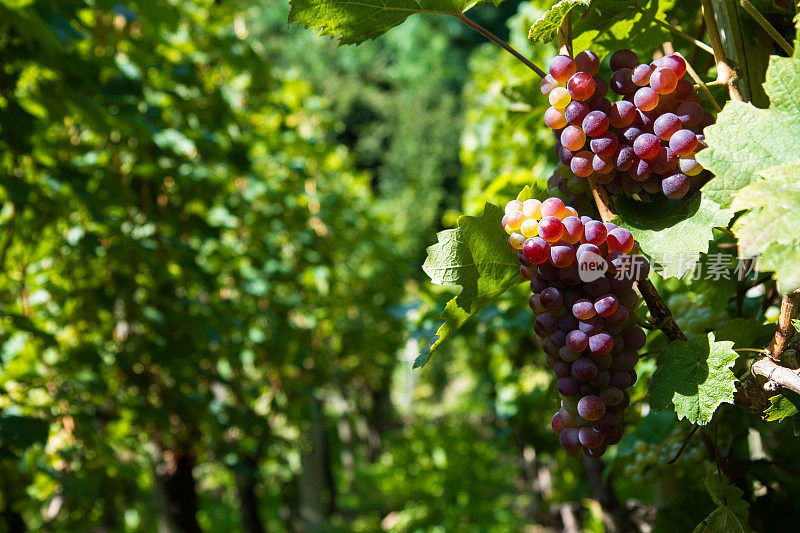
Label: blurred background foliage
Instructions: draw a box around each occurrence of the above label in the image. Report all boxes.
[1,0,800,532]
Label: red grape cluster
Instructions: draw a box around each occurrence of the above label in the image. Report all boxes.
[502,196,648,457]
[542,50,713,201]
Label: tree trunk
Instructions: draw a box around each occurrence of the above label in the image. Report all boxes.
[299,400,330,531]
[583,457,639,533]
[234,457,266,533]
[159,445,201,533]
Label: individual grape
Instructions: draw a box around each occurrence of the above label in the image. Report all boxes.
[559,346,581,362]
[584,444,607,458]
[560,427,582,452]
[579,317,604,336]
[561,125,587,151]
[550,244,576,268]
[610,68,636,96]
[559,407,579,427]
[551,412,566,434]
[619,126,642,145]
[575,50,600,75]
[541,287,565,309]
[558,312,579,332]
[504,211,524,233]
[561,216,584,244]
[582,110,610,137]
[572,298,596,320]
[679,157,703,176]
[635,109,656,131]
[544,106,568,129]
[674,78,694,101]
[588,96,612,115]
[593,412,618,435]
[550,54,577,82]
[610,49,639,71]
[508,232,526,249]
[557,144,574,165]
[631,64,653,86]
[523,236,549,264]
[568,72,596,101]
[591,368,611,388]
[554,361,571,379]
[606,228,634,253]
[621,326,646,351]
[549,86,572,109]
[520,264,537,280]
[520,218,539,238]
[610,370,635,389]
[662,172,690,199]
[652,147,678,175]
[577,395,606,421]
[650,67,678,95]
[588,333,613,356]
[565,100,590,126]
[590,132,619,158]
[630,158,652,181]
[676,101,702,126]
[579,427,604,448]
[605,305,629,325]
[522,198,542,219]
[669,129,698,155]
[614,145,636,171]
[633,133,660,160]
[566,329,589,352]
[609,100,636,128]
[611,351,638,371]
[534,312,558,336]
[583,277,610,298]
[570,150,594,177]
[505,200,523,215]
[550,329,567,347]
[592,155,615,175]
[530,275,548,294]
[541,197,566,218]
[558,377,580,396]
[660,54,687,78]
[538,262,560,281]
[538,216,565,243]
[572,356,599,381]
[634,86,659,111]
[582,220,607,245]
[600,387,623,406]
[541,73,561,95]
[653,112,681,140]
[594,294,619,317]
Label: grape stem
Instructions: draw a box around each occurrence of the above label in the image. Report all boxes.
[700,0,744,102]
[454,13,546,78]
[767,291,800,360]
[739,0,794,56]
[632,2,715,56]
[677,52,722,112]
[667,424,699,465]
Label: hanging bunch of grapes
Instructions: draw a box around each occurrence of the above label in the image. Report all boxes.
[503,196,649,456]
[543,50,713,201]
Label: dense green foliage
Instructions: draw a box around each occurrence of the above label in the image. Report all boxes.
[2,0,800,532]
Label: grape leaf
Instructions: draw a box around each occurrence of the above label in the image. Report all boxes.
[528,0,590,43]
[416,202,520,367]
[714,318,775,351]
[698,56,800,207]
[696,473,750,533]
[730,162,800,292]
[763,391,800,422]
[649,333,738,425]
[287,0,502,45]
[612,193,733,279]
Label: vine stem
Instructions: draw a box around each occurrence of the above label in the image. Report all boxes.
[454,13,546,78]
[700,0,744,101]
[746,292,800,396]
[633,2,716,56]
[767,291,800,360]
[739,0,794,55]
[677,52,722,112]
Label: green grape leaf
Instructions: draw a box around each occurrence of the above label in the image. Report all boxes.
[698,56,800,207]
[696,473,750,533]
[572,0,675,59]
[730,161,800,292]
[528,0,590,43]
[613,193,733,279]
[714,318,775,351]
[763,391,800,422]
[649,333,738,425]
[417,202,520,367]
[288,0,498,45]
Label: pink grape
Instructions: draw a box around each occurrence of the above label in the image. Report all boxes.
[568,71,596,101]
[538,216,564,242]
[653,112,682,140]
[631,64,653,86]
[669,129,698,155]
[572,298,596,320]
[561,216,585,244]
[561,125,586,151]
[523,237,549,264]
[575,50,600,75]
[662,172,690,199]
[610,49,639,71]
[674,78,694,101]
[661,54,687,78]
[609,100,636,128]
[582,110,610,137]
[577,395,606,421]
[634,86,659,111]
[541,73,561,94]
[565,100,590,126]
[610,68,636,96]
[544,106,568,129]
[606,228,634,253]
[550,54,577,82]
[571,150,594,177]
[590,132,619,158]
[650,67,678,94]
[633,133,660,160]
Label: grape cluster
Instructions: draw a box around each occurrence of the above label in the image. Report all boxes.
[502,196,649,457]
[542,50,713,201]
[620,432,705,485]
